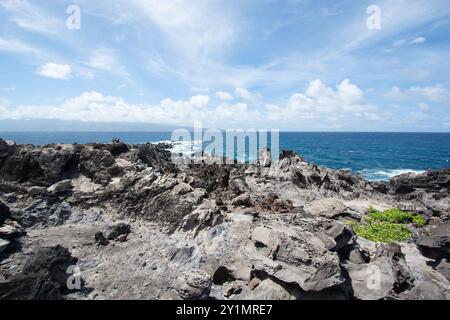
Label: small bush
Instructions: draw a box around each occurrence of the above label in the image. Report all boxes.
[352,207,425,243]
[353,221,412,243]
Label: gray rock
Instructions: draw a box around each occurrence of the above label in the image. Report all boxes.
[417,221,450,260]
[173,269,212,300]
[251,278,300,300]
[27,186,47,196]
[345,257,396,300]
[436,259,450,281]
[231,193,251,207]
[0,238,10,254]
[305,198,346,218]
[47,180,73,194]
[248,223,343,292]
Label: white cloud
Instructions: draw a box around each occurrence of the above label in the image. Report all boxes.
[235,87,254,100]
[0,0,62,35]
[386,85,450,104]
[128,0,236,58]
[410,37,427,44]
[189,95,210,108]
[86,49,129,79]
[0,37,36,53]
[216,91,233,101]
[266,79,376,124]
[36,63,72,79]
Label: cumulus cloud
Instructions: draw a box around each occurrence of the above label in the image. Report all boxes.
[0,79,382,130]
[36,62,72,79]
[386,85,450,104]
[235,87,255,100]
[265,79,377,125]
[216,91,233,101]
[0,91,257,128]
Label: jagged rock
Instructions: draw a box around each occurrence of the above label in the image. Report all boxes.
[0,222,25,239]
[171,182,193,195]
[398,243,450,300]
[231,193,251,207]
[27,186,47,196]
[0,245,79,300]
[417,221,450,260]
[47,180,73,194]
[173,269,212,300]
[17,201,73,228]
[0,201,11,224]
[259,147,272,167]
[137,143,174,172]
[248,223,343,292]
[0,238,10,254]
[251,278,300,300]
[94,232,109,246]
[305,198,346,218]
[348,248,367,264]
[435,259,450,281]
[345,256,396,300]
[79,147,116,185]
[181,200,222,236]
[106,223,131,241]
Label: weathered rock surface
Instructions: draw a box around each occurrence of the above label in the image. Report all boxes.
[0,138,449,300]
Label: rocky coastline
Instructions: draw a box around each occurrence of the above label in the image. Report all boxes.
[0,138,449,300]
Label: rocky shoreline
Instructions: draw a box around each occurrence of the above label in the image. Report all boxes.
[0,138,449,300]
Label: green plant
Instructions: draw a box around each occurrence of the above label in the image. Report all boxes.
[353,221,412,243]
[352,207,425,243]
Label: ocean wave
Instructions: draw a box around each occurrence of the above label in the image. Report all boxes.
[360,169,426,181]
[153,140,203,156]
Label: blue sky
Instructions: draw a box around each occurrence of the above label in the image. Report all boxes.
[0,0,450,131]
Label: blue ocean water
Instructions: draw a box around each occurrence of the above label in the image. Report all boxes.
[1,131,449,181]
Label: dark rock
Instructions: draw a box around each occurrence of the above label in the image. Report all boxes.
[0,201,11,224]
[79,147,116,185]
[137,143,175,172]
[0,245,78,300]
[417,221,450,260]
[107,139,129,156]
[94,232,109,246]
[106,223,131,240]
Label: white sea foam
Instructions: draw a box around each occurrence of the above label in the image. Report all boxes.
[153,140,203,157]
[360,169,426,181]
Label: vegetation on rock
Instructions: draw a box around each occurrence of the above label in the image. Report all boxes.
[352,207,425,243]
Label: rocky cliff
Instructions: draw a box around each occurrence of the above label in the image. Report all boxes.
[0,139,449,300]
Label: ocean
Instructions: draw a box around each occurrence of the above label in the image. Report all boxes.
[1,131,449,182]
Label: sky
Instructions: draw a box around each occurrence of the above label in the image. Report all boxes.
[0,0,450,131]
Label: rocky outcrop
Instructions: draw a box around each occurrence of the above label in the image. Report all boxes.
[0,138,449,300]
[0,245,79,300]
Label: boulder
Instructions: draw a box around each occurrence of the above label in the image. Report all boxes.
[94,232,109,246]
[106,223,131,241]
[305,198,346,218]
[417,221,450,260]
[0,223,24,240]
[0,201,11,224]
[248,222,343,292]
[251,278,300,300]
[345,256,396,300]
[0,238,10,254]
[0,245,79,300]
[27,186,47,196]
[47,180,73,194]
[231,193,251,207]
[259,147,272,167]
[173,269,212,300]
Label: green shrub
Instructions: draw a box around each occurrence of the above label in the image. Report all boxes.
[353,221,412,243]
[352,207,425,243]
